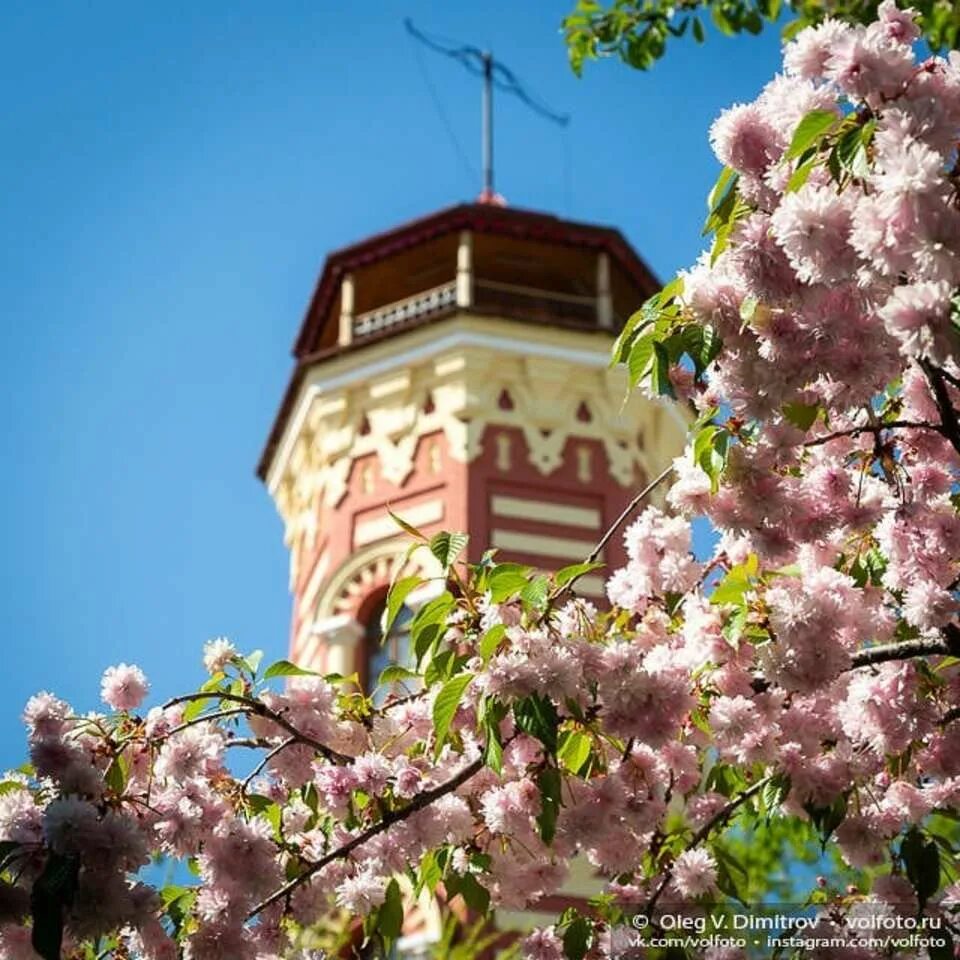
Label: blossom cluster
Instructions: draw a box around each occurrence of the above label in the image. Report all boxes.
[4,5,960,960]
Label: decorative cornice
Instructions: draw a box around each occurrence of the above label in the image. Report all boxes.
[269,316,687,547]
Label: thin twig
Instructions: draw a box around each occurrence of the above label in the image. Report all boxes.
[242,737,296,793]
[920,358,960,457]
[801,420,942,448]
[224,737,273,750]
[550,463,675,601]
[850,633,958,669]
[161,708,248,739]
[750,629,960,693]
[645,775,771,919]
[247,752,489,919]
[162,692,349,764]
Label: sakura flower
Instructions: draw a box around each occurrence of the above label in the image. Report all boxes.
[671,848,718,898]
[202,637,237,674]
[100,663,149,712]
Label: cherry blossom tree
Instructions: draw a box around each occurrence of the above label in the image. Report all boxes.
[5,5,960,959]
[562,0,960,74]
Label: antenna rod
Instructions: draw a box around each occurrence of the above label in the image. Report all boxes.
[482,51,493,198]
[404,19,569,202]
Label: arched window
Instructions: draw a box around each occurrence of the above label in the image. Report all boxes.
[363,596,416,706]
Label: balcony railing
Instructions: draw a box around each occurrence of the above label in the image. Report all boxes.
[350,276,603,343]
[352,281,457,339]
[473,278,597,326]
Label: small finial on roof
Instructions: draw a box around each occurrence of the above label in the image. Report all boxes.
[477,188,507,206]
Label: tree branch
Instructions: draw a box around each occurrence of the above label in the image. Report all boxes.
[919,358,960,457]
[242,737,296,793]
[749,626,960,693]
[940,706,960,727]
[801,420,943,448]
[162,691,350,764]
[161,708,248,739]
[849,636,954,669]
[550,462,674,601]
[645,775,771,918]
[247,753,489,919]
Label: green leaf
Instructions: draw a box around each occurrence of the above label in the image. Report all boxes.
[703,169,742,237]
[706,165,737,216]
[804,793,848,848]
[424,648,456,686]
[627,333,655,388]
[160,884,195,934]
[649,341,675,398]
[706,762,747,798]
[514,694,560,754]
[248,795,282,837]
[488,564,532,603]
[323,671,360,686]
[429,531,469,571]
[785,109,838,161]
[711,555,759,606]
[379,878,404,941]
[0,840,20,874]
[433,674,473,756]
[377,664,420,687]
[418,850,442,895]
[263,659,320,680]
[455,872,490,914]
[104,754,128,795]
[557,730,592,775]
[479,624,507,662]
[410,592,455,665]
[713,843,749,906]
[563,915,592,960]
[682,323,722,376]
[521,575,550,615]
[782,401,820,431]
[31,854,79,960]
[243,649,264,675]
[785,151,818,193]
[199,673,227,693]
[710,4,736,36]
[554,561,604,588]
[692,16,705,42]
[536,766,562,845]
[183,697,213,722]
[382,575,421,636]
[834,119,874,181]
[760,774,791,818]
[482,702,505,774]
[693,424,730,493]
[388,508,427,540]
[902,829,941,909]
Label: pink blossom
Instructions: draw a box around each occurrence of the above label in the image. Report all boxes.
[202,637,236,674]
[521,927,565,960]
[671,848,718,898]
[100,663,149,711]
[334,869,386,914]
[770,184,856,285]
[709,103,781,176]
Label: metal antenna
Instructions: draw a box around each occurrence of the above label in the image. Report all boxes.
[404,19,570,201]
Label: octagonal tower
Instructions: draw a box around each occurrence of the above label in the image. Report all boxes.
[258,202,685,685]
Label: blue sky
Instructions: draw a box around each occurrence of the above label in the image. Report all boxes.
[0,1,784,767]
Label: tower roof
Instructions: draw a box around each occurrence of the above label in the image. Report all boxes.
[258,203,659,480]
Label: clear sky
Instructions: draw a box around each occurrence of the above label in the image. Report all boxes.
[0,1,784,767]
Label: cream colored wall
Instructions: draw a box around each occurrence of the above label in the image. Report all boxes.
[267,313,688,580]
